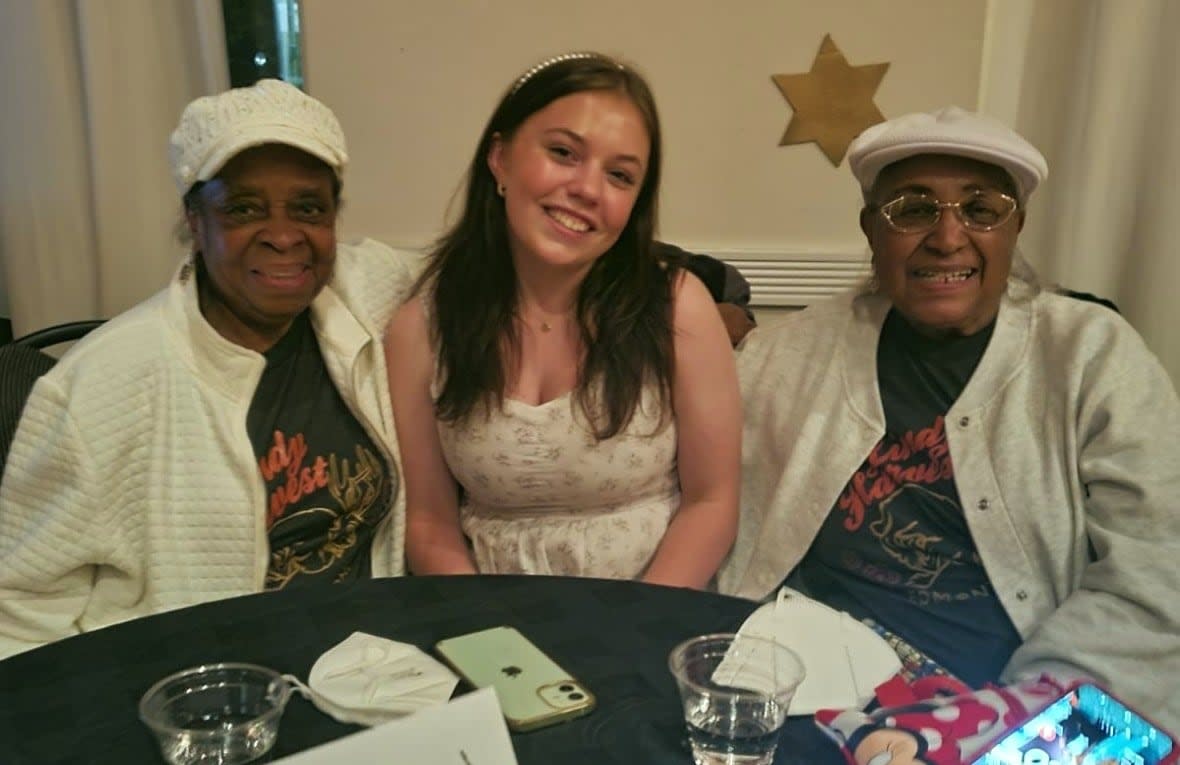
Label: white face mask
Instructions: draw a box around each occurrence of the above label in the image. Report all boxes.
[284,632,459,726]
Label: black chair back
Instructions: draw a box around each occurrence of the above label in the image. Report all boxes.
[13,319,105,350]
[1,319,103,478]
[0,345,57,473]
[1059,288,1120,314]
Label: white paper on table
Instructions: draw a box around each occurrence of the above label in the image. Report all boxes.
[274,687,519,764]
[734,587,901,714]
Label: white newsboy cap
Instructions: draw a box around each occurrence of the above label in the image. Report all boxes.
[168,79,347,195]
[848,106,1048,205]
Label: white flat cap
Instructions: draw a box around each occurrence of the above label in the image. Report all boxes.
[168,79,347,195]
[848,106,1048,204]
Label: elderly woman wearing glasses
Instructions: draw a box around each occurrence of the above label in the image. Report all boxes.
[721,107,1180,727]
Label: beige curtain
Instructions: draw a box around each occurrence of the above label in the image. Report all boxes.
[0,0,228,337]
[982,0,1180,385]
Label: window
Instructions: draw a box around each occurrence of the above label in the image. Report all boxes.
[222,0,304,88]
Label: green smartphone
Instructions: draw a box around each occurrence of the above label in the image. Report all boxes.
[435,626,597,732]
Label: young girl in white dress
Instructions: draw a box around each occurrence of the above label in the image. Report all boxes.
[385,52,739,588]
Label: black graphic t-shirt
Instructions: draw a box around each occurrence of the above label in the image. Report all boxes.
[793,310,1021,686]
[247,312,396,589]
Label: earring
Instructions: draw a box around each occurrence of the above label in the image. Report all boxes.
[497,182,506,197]
[866,254,880,293]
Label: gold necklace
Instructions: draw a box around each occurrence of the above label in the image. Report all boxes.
[520,308,569,333]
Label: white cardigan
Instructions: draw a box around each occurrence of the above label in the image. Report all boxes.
[721,288,1180,728]
[0,239,417,659]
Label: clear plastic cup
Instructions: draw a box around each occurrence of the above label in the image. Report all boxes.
[668,633,806,765]
[138,662,293,765]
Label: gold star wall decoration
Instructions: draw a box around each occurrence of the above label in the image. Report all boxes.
[772,34,890,166]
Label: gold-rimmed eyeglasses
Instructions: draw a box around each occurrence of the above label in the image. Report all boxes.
[871,190,1018,234]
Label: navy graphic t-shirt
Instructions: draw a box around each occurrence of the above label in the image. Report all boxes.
[247,312,396,589]
[793,309,1021,686]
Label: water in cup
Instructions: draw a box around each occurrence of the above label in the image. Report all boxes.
[139,663,292,765]
[685,695,784,763]
[669,633,806,765]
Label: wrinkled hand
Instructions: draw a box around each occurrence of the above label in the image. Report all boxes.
[716,303,756,347]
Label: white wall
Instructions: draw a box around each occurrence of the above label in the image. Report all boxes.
[300,0,985,307]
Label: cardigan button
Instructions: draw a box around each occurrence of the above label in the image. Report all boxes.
[958,416,970,428]
[977,498,990,510]
[1016,590,1029,600]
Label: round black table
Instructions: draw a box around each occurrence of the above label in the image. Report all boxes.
[0,576,844,764]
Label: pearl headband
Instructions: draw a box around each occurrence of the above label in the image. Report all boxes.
[510,52,624,95]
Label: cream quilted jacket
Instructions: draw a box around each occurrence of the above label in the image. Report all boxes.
[0,238,418,659]
[722,288,1180,730]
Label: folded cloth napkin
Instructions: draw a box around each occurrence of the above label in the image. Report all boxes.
[284,632,460,726]
[815,673,1068,765]
[735,588,902,714]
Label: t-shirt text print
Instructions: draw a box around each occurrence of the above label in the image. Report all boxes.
[247,312,395,589]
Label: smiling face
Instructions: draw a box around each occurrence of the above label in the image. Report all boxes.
[853,727,931,765]
[861,154,1025,337]
[487,89,651,276]
[186,143,338,351]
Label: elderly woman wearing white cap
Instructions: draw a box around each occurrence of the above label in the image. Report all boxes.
[721,107,1180,726]
[0,80,416,658]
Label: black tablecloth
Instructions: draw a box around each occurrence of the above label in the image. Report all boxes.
[0,575,844,764]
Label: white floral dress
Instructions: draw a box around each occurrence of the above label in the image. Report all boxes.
[436,389,680,579]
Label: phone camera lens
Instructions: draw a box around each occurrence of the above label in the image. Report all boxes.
[568,692,584,700]
[559,684,574,692]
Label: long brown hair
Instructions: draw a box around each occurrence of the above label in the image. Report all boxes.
[416,52,675,440]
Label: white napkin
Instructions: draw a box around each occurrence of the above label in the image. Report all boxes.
[285,632,460,726]
[735,588,901,714]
